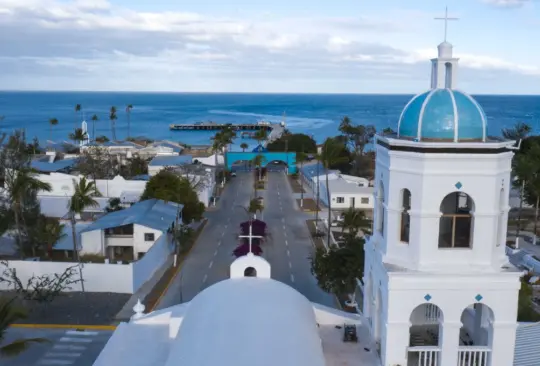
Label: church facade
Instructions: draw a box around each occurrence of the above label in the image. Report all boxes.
[362,37,523,366]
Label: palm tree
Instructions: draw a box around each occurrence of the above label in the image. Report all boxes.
[91,114,99,142]
[252,154,266,182]
[339,208,372,239]
[254,129,267,148]
[69,178,100,261]
[248,198,264,220]
[126,104,133,140]
[109,106,118,141]
[48,118,58,145]
[4,168,52,257]
[0,297,48,356]
[240,142,248,152]
[504,122,532,238]
[69,128,87,146]
[31,217,66,258]
[321,138,350,248]
[297,151,307,208]
[74,104,82,129]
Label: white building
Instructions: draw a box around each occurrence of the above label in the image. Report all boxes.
[93,254,382,366]
[319,178,374,210]
[362,37,524,366]
[300,162,340,192]
[80,199,182,260]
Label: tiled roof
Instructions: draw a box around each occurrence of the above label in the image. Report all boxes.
[81,199,182,233]
[149,155,193,167]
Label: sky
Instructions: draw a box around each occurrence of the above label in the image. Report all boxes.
[0,0,539,94]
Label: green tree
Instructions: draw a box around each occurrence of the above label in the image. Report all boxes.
[320,138,350,248]
[311,235,365,296]
[91,114,99,142]
[120,156,148,179]
[95,135,109,143]
[106,198,123,212]
[48,118,58,145]
[338,116,376,156]
[252,154,266,182]
[248,198,264,219]
[69,178,100,260]
[267,133,317,153]
[126,104,133,140]
[0,297,48,356]
[339,208,372,238]
[514,140,540,238]
[109,106,118,141]
[141,170,205,223]
[240,142,248,152]
[4,168,51,257]
[74,104,81,129]
[69,128,87,146]
[28,216,66,258]
[517,278,540,322]
[253,129,268,147]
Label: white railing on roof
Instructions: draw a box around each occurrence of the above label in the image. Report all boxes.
[407,346,440,366]
[457,346,491,366]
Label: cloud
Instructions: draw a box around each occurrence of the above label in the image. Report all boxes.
[482,0,530,8]
[0,0,537,92]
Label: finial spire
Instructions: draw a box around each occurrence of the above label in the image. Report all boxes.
[238,220,264,254]
[434,6,459,42]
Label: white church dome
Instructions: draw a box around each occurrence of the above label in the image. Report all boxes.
[164,277,326,366]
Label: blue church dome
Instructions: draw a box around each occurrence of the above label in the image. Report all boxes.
[397,89,488,142]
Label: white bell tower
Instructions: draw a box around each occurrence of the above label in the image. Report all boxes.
[362,8,522,366]
[430,7,460,89]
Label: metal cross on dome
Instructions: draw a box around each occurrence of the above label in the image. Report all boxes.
[238,221,264,254]
[435,6,459,42]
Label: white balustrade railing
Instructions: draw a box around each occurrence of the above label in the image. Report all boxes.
[457,346,491,366]
[407,346,440,366]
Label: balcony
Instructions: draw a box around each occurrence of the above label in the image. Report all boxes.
[105,235,133,247]
[407,346,440,366]
[457,346,491,366]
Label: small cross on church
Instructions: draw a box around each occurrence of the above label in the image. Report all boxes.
[434,6,459,42]
[238,222,264,254]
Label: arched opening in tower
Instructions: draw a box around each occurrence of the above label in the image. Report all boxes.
[244,267,257,277]
[445,62,453,88]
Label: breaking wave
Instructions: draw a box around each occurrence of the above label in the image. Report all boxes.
[208,110,334,129]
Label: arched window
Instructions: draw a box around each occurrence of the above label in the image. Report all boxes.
[400,189,411,243]
[439,192,474,248]
[376,182,385,236]
[244,267,257,277]
[497,189,505,247]
[445,62,453,88]
[408,303,443,363]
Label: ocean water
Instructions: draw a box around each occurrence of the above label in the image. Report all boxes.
[1,91,539,151]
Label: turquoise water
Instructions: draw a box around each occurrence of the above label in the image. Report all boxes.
[1,91,539,151]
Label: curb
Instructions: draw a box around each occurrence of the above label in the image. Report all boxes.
[146,219,209,313]
[10,324,117,330]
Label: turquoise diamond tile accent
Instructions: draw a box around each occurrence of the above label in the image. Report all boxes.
[475,294,483,302]
[424,294,432,301]
[455,182,463,189]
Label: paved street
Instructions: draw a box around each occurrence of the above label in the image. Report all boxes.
[1,328,113,366]
[157,170,335,309]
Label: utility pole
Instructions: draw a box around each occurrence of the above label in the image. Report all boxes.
[315,161,320,223]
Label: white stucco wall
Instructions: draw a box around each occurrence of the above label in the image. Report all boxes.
[35,173,146,199]
[364,139,522,366]
[80,229,105,255]
[320,192,373,210]
[133,225,165,254]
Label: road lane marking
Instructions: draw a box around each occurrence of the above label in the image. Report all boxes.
[203,274,208,283]
[44,352,82,358]
[287,250,290,256]
[290,274,295,283]
[53,345,85,351]
[281,218,285,223]
[283,225,286,231]
[221,232,225,237]
[285,240,288,246]
[289,261,292,268]
[38,360,74,365]
[280,207,283,211]
[278,191,280,196]
[209,261,213,268]
[214,250,218,256]
[65,330,98,336]
[218,241,221,246]
[224,224,228,229]
[59,337,92,343]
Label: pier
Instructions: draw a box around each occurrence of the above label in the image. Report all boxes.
[170,122,273,131]
[169,121,285,145]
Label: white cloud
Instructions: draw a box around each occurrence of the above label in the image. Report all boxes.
[482,0,530,8]
[0,0,537,92]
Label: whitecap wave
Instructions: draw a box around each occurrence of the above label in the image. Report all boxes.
[208,110,334,129]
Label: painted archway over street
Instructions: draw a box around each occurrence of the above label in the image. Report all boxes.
[226,151,297,174]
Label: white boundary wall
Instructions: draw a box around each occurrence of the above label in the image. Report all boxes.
[0,236,173,294]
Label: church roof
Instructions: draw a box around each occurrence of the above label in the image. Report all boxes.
[163,277,326,366]
[398,89,487,142]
